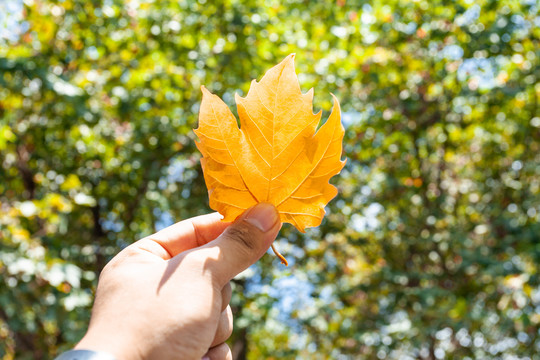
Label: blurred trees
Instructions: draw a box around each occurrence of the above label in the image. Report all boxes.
[1,0,538,359]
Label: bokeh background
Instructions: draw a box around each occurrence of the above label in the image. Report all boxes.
[1,0,539,359]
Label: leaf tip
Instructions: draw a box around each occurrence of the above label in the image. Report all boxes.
[329,92,341,104]
[282,53,296,65]
[289,53,296,62]
[200,85,212,96]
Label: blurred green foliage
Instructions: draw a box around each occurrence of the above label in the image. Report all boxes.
[1,0,539,359]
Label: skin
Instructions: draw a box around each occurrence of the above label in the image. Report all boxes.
[75,203,280,360]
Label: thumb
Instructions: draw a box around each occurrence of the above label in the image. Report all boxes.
[203,203,280,287]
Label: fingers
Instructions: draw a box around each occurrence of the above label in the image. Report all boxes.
[139,212,230,259]
[210,305,233,347]
[221,282,231,312]
[202,203,280,287]
[204,343,232,360]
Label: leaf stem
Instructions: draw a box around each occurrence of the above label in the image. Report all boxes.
[270,244,288,266]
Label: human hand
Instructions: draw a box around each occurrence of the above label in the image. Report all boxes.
[74,203,280,360]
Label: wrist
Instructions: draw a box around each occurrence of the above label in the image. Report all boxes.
[75,330,143,360]
[55,349,117,360]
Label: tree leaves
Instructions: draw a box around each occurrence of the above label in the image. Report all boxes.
[195,54,345,233]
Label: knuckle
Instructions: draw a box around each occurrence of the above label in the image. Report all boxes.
[98,246,137,281]
[221,282,232,305]
[99,258,117,280]
[99,260,123,283]
[120,245,141,258]
[225,305,233,327]
[224,321,233,339]
[212,308,234,346]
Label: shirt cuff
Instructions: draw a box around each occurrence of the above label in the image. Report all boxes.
[55,349,118,360]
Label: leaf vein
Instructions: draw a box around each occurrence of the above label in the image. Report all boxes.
[276,112,340,207]
[208,101,260,202]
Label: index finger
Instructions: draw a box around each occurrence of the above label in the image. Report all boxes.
[141,212,231,259]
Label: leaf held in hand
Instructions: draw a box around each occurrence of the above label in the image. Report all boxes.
[195,54,345,235]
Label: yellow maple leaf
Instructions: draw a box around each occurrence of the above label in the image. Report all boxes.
[195,54,345,262]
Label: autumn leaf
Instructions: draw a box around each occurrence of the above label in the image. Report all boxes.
[195,54,345,262]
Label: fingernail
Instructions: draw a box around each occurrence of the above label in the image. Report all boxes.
[244,203,279,232]
[201,357,210,360]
